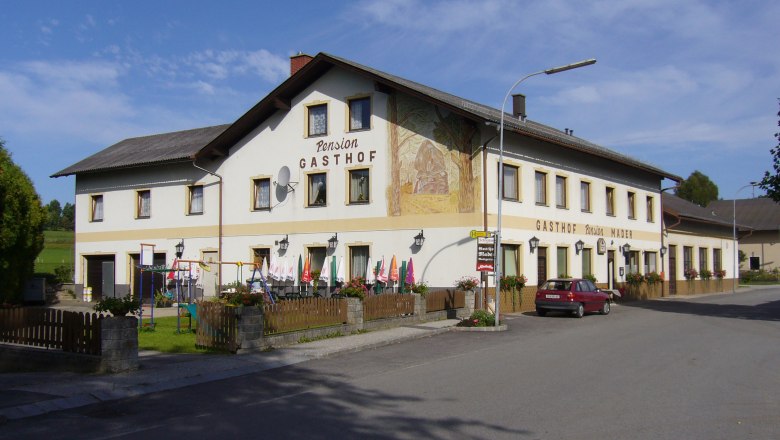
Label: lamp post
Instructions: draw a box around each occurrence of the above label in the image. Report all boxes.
[495,58,596,327]
[733,183,756,293]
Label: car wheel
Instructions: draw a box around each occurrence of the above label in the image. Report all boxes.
[600,301,611,315]
[574,303,584,318]
[537,308,547,317]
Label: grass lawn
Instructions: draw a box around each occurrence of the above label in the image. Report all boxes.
[138,315,225,355]
[36,230,74,274]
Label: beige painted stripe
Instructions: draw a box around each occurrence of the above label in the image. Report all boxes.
[77,213,667,243]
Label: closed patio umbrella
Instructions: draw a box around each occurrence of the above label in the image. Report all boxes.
[365,256,375,286]
[406,258,415,285]
[336,256,346,283]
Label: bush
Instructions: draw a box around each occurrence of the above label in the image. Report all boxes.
[583,273,597,283]
[54,264,74,284]
[219,281,262,306]
[457,310,495,327]
[714,269,726,279]
[335,277,369,300]
[700,269,712,280]
[500,275,527,291]
[626,272,644,285]
[644,272,662,285]
[455,276,479,290]
[684,268,698,280]
[94,295,141,316]
[407,281,429,296]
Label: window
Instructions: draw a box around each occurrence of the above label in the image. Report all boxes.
[349,169,370,204]
[628,251,640,274]
[535,171,547,205]
[646,196,654,222]
[253,178,271,210]
[683,246,693,272]
[502,244,520,277]
[308,173,327,207]
[188,185,203,215]
[349,246,369,280]
[627,191,636,219]
[713,249,722,271]
[580,181,591,212]
[582,248,592,277]
[699,248,708,273]
[556,175,567,208]
[252,248,270,268]
[348,97,370,131]
[501,164,519,201]
[606,187,615,216]
[750,256,760,270]
[308,104,327,137]
[91,195,103,222]
[309,247,327,273]
[136,190,150,218]
[556,247,568,277]
[644,252,657,273]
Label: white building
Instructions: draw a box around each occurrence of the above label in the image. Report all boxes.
[53,53,736,306]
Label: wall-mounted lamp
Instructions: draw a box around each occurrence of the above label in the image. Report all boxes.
[414,230,425,247]
[575,240,584,255]
[328,233,338,250]
[278,235,289,251]
[529,236,540,253]
[660,245,667,257]
[622,243,631,254]
[175,239,185,259]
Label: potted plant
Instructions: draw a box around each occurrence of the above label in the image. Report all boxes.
[93,295,141,317]
[455,276,479,291]
[335,277,369,300]
[407,281,429,296]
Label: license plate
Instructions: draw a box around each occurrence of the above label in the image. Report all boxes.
[545,294,559,299]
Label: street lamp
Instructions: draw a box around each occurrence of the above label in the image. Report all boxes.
[733,183,756,293]
[495,58,596,327]
[175,240,184,259]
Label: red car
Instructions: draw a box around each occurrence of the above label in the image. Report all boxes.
[535,278,610,318]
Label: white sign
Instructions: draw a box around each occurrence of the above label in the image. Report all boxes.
[141,244,154,266]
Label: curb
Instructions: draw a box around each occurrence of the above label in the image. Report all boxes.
[451,324,508,332]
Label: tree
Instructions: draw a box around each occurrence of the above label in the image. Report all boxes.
[756,100,780,201]
[0,139,46,303]
[675,170,719,207]
[46,199,62,230]
[61,202,75,231]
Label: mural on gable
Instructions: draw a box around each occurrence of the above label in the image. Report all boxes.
[387,93,480,216]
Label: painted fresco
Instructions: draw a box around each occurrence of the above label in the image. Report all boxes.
[387,93,480,216]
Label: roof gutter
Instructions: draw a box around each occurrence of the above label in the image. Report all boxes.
[192,161,223,289]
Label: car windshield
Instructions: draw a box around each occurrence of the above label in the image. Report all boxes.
[542,280,572,291]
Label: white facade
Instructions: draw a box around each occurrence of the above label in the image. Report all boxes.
[64,54,733,300]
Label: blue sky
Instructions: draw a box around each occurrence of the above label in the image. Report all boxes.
[1,0,778,204]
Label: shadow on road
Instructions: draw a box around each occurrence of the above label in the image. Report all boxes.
[621,298,780,322]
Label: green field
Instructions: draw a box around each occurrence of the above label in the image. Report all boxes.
[35,230,74,275]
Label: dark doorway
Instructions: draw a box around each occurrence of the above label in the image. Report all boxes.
[668,245,677,295]
[130,253,167,301]
[84,255,116,300]
[537,247,547,286]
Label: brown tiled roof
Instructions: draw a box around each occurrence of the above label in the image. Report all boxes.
[51,124,230,177]
[662,193,735,228]
[708,198,780,231]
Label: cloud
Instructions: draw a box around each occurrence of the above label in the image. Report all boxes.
[185,49,288,83]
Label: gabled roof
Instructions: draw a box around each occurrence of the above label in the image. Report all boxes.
[51,124,230,177]
[708,198,780,231]
[53,52,681,182]
[662,193,738,229]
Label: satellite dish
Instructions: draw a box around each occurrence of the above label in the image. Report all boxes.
[277,166,290,187]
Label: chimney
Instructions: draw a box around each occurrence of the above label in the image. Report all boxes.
[290,52,313,76]
[512,93,526,120]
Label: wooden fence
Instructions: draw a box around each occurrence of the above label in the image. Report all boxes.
[426,289,466,312]
[0,308,102,355]
[364,294,415,321]
[196,302,238,352]
[263,297,347,335]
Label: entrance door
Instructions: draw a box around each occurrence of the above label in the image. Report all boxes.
[607,251,615,290]
[668,245,677,295]
[84,255,115,300]
[201,251,219,298]
[537,247,547,286]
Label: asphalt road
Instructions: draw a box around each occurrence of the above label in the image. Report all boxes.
[3,288,779,439]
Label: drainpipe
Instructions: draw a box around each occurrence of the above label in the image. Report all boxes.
[193,162,224,289]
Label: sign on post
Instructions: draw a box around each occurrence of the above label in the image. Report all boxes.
[470,230,488,239]
[476,236,496,272]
